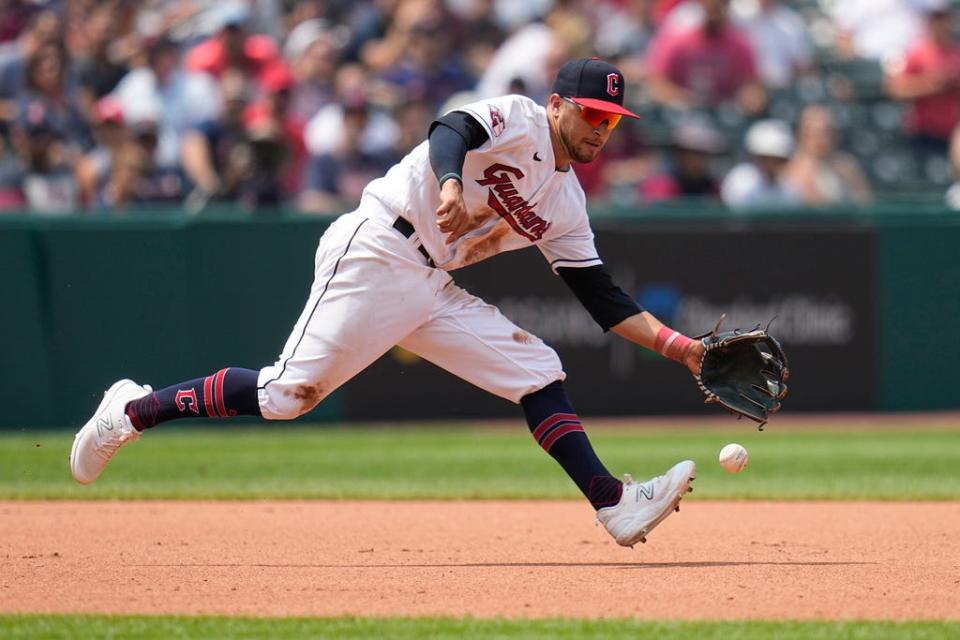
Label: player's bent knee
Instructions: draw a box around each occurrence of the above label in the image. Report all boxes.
[258,383,328,420]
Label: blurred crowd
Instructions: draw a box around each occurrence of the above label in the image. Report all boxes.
[1,0,960,216]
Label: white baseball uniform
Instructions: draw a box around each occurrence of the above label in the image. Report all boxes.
[257,95,603,420]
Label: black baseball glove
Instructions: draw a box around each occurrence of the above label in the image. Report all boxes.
[695,316,789,430]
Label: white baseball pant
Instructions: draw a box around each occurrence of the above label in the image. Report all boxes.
[257,197,565,420]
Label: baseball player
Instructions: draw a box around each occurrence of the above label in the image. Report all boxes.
[71,58,703,548]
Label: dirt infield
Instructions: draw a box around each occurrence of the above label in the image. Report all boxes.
[2,501,957,620]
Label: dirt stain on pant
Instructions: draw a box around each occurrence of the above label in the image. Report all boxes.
[455,218,510,268]
[284,384,324,414]
[512,330,535,344]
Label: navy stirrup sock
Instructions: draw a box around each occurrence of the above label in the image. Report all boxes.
[521,380,622,510]
[125,367,262,430]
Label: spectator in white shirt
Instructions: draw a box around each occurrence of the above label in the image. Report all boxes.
[831,0,929,61]
[721,119,801,211]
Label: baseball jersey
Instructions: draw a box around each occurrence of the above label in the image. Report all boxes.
[361,94,603,272]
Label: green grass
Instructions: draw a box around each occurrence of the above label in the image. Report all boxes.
[1,616,957,639]
[1,422,958,500]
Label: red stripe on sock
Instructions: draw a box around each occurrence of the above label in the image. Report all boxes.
[214,368,228,418]
[537,419,580,445]
[540,423,584,452]
[203,375,215,417]
[126,403,145,431]
[588,475,623,509]
[532,412,579,442]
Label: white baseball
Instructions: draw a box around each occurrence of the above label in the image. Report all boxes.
[718,443,749,473]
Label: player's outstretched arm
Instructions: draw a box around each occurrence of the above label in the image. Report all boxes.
[612,310,790,427]
[556,265,703,375]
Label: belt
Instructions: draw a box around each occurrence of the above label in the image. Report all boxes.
[392,217,435,267]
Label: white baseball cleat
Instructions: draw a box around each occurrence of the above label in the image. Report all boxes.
[596,460,696,547]
[70,379,152,484]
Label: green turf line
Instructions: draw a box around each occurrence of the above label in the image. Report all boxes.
[0,615,960,640]
[1,615,957,639]
[2,424,959,500]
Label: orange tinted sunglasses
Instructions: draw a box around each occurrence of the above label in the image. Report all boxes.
[563,97,621,130]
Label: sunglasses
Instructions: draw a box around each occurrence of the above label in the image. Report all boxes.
[562,97,621,130]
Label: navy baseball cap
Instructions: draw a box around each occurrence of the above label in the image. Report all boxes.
[553,57,640,119]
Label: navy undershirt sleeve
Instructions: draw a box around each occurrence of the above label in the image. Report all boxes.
[428,111,489,186]
[557,265,644,332]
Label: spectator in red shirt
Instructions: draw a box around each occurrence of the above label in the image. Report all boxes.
[240,64,306,207]
[886,1,960,154]
[184,4,280,85]
[646,0,766,116]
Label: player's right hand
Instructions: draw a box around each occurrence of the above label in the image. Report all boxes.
[683,340,704,377]
[436,179,472,244]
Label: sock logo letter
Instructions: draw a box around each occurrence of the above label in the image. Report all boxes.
[174,389,200,414]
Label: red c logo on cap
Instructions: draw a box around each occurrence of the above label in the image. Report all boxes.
[606,73,620,97]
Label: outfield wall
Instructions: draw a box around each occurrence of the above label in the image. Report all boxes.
[1,204,956,427]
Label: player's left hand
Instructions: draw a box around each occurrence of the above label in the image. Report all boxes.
[436,179,472,244]
[695,321,789,430]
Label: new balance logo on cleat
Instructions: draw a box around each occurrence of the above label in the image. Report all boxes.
[96,417,112,436]
[635,482,655,501]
